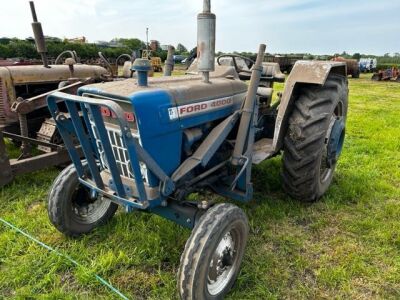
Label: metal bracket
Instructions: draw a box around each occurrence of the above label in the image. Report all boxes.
[230,156,249,190]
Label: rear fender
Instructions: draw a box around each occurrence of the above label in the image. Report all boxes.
[272,60,347,151]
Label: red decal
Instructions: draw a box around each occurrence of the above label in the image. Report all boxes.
[101,106,135,123]
[101,107,111,117]
[124,112,135,122]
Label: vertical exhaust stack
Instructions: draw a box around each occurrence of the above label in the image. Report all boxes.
[29,1,49,68]
[197,0,216,83]
[163,46,175,76]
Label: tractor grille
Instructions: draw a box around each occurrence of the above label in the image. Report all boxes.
[0,78,5,125]
[91,124,148,182]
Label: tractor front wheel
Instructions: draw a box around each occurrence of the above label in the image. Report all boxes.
[282,74,348,202]
[178,203,249,300]
[48,163,118,237]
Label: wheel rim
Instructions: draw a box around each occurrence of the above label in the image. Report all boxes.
[70,185,111,224]
[207,230,238,296]
[320,101,345,184]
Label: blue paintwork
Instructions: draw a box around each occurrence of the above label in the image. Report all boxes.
[48,77,255,227]
[131,62,151,87]
[77,86,244,189]
[47,92,159,209]
[327,117,345,168]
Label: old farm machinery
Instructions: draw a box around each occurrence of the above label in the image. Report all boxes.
[46,0,348,299]
[331,57,360,78]
[0,2,136,187]
[371,66,400,82]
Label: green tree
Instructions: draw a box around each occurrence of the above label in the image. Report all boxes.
[352,53,361,60]
[176,43,188,54]
[118,38,145,51]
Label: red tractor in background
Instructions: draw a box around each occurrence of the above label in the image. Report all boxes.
[371,66,400,82]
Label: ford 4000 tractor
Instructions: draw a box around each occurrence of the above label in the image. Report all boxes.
[46,1,348,299]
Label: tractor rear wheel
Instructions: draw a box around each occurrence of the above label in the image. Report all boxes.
[282,74,348,202]
[48,163,118,237]
[352,69,360,78]
[178,203,249,300]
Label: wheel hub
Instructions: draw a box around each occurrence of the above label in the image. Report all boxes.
[207,231,236,295]
[71,186,110,224]
[326,117,345,168]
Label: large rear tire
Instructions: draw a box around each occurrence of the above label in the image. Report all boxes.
[178,203,249,300]
[352,69,360,78]
[48,163,118,237]
[282,74,348,202]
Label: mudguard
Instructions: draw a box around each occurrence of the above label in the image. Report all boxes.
[272,60,347,151]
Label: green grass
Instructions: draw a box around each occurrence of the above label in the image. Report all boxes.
[1,74,400,299]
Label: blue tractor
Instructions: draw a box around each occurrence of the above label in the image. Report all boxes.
[46,1,348,298]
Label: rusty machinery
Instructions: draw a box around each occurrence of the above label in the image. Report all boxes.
[0,1,115,187]
[371,66,400,82]
[45,0,349,298]
[331,56,360,78]
[264,54,304,73]
[141,49,163,73]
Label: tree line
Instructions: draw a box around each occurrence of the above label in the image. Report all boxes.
[0,38,191,62]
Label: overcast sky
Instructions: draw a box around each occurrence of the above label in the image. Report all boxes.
[1,0,399,55]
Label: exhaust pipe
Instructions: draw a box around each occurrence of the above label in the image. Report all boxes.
[29,1,49,68]
[197,0,216,83]
[163,46,175,76]
[231,44,266,166]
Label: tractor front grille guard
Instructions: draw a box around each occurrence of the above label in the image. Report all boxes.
[90,120,148,181]
[47,92,175,210]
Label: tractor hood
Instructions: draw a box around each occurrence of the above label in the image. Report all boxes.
[0,64,107,85]
[79,65,247,106]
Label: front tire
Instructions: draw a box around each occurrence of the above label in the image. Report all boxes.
[48,163,118,237]
[178,203,249,300]
[282,74,348,202]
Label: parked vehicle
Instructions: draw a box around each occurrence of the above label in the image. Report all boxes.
[46,1,348,298]
[0,1,132,187]
[331,56,360,78]
[371,66,400,82]
[359,58,377,73]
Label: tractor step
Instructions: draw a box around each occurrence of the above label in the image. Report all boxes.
[252,138,274,164]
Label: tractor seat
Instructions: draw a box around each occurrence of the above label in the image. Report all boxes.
[257,87,273,99]
[257,87,273,106]
[261,62,285,82]
[238,62,285,83]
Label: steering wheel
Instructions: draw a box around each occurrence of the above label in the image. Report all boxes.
[55,50,79,65]
[98,52,114,77]
[217,54,255,74]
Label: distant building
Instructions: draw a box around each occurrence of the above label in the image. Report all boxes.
[65,36,87,44]
[95,39,124,48]
[160,45,169,51]
[150,40,160,51]
[109,38,124,48]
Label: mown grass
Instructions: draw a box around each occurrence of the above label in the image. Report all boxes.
[0,74,399,299]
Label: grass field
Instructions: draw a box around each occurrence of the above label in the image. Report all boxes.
[0,74,399,299]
